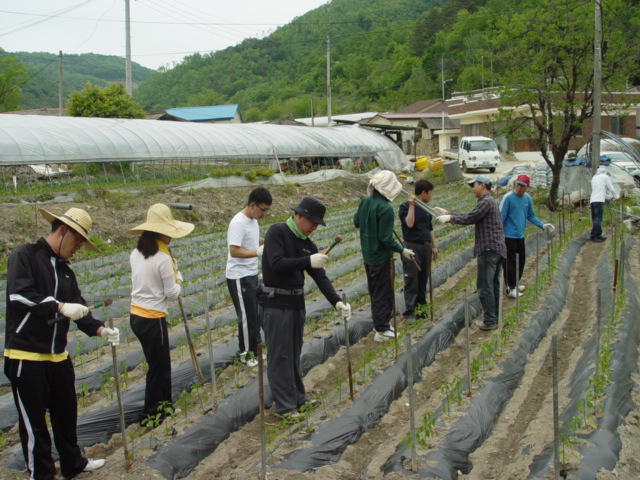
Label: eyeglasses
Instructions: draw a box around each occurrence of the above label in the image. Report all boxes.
[69,229,85,246]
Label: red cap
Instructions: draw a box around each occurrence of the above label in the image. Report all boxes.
[515,174,530,186]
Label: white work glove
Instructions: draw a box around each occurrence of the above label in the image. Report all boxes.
[310,253,328,268]
[257,244,264,258]
[100,327,120,346]
[437,215,452,224]
[433,207,448,216]
[59,303,89,321]
[402,248,416,260]
[336,301,351,319]
[543,223,555,232]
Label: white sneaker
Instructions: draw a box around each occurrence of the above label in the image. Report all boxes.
[517,285,525,292]
[240,353,258,368]
[507,288,523,299]
[374,330,395,342]
[83,459,106,472]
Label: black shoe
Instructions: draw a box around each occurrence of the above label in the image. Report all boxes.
[474,319,498,331]
[591,236,606,243]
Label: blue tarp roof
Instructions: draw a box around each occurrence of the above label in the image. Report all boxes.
[165,105,240,122]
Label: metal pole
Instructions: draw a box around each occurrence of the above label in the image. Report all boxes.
[406,332,418,472]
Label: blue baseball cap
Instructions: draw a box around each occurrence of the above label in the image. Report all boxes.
[467,175,492,189]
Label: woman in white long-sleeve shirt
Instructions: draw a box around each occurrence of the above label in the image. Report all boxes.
[127,204,194,423]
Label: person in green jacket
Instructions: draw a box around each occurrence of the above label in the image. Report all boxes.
[353,170,415,342]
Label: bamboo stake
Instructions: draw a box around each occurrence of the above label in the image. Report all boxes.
[427,243,434,323]
[177,296,205,383]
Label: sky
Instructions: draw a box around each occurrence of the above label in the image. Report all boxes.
[0,0,329,70]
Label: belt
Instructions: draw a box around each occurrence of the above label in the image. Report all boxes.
[261,286,304,296]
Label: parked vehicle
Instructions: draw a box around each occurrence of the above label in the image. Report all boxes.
[575,137,640,187]
[443,136,500,173]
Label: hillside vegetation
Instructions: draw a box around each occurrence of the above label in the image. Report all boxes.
[5,51,154,110]
[132,0,639,121]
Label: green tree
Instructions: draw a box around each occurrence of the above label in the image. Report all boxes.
[485,0,633,208]
[0,53,29,112]
[67,83,146,118]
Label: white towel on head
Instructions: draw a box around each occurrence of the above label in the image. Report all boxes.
[367,170,401,201]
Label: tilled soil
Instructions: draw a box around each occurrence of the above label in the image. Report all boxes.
[0,181,639,480]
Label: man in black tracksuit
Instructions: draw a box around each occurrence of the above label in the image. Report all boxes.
[4,208,118,480]
[258,197,350,417]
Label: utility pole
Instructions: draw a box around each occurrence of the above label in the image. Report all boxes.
[326,36,332,127]
[125,0,133,96]
[592,0,603,173]
[58,51,63,116]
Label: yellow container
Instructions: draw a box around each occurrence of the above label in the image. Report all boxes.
[429,157,445,171]
[415,156,428,171]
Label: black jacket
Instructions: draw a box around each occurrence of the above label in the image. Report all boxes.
[5,238,103,354]
[259,222,340,309]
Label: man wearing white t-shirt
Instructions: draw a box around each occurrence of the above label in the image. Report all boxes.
[226,187,272,367]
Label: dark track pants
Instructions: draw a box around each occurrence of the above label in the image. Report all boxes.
[504,237,526,291]
[227,275,261,357]
[261,305,308,414]
[4,357,87,480]
[130,314,173,418]
[402,241,431,315]
[365,259,393,332]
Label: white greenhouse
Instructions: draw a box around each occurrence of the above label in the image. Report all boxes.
[0,115,409,172]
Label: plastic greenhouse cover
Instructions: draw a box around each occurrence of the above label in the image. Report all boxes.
[0,116,409,172]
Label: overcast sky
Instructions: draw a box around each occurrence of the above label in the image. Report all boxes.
[1,0,329,70]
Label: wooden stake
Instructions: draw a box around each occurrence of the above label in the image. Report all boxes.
[391,259,398,358]
[258,343,267,480]
[177,296,205,383]
[109,317,131,472]
[405,332,418,472]
[342,293,354,401]
[552,335,560,480]
[203,285,218,407]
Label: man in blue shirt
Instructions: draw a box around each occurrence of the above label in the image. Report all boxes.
[499,175,554,298]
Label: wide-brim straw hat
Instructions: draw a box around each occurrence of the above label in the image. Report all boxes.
[39,207,100,252]
[128,203,194,238]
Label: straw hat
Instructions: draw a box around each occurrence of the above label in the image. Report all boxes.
[128,204,194,238]
[39,207,100,252]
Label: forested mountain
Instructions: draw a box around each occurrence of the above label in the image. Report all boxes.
[7,51,154,110]
[134,0,448,120]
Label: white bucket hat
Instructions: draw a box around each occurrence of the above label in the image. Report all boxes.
[39,207,100,252]
[367,170,402,201]
[128,204,194,238]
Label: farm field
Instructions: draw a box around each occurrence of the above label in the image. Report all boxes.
[0,175,639,480]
